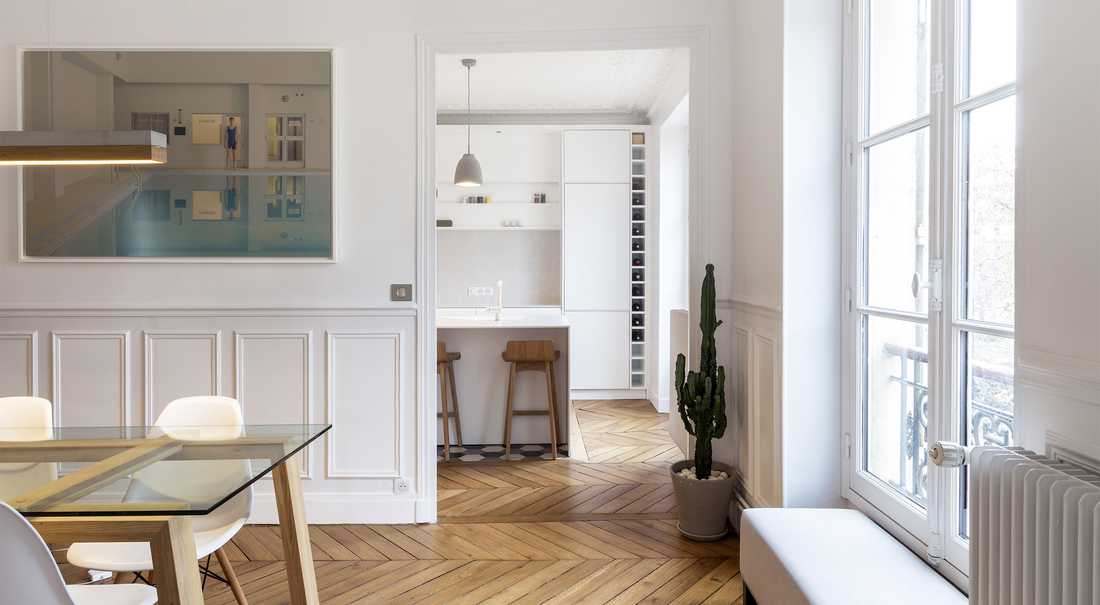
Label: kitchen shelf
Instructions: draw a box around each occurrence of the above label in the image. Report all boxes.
[436,226,561,231]
[436,180,559,185]
[437,201,560,206]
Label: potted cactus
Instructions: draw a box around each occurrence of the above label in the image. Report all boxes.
[670,263,734,541]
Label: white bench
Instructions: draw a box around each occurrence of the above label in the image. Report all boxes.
[739,508,967,605]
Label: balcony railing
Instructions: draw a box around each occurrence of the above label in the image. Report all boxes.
[881,342,1014,502]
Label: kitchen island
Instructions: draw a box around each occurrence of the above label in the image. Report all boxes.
[437,308,571,457]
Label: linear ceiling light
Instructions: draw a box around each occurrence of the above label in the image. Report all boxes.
[0,130,168,166]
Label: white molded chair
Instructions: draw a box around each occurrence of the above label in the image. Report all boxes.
[0,396,58,502]
[67,396,252,604]
[0,500,157,605]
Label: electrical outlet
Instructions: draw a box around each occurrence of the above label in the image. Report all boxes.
[467,286,494,297]
[390,284,413,301]
[395,478,410,493]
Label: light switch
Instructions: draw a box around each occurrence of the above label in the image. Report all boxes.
[390,284,412,301]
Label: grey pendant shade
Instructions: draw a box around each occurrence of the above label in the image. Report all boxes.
[454,152,483,187]
[454,58,482,187]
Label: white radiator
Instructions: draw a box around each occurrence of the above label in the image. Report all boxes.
[935,444,1100,605]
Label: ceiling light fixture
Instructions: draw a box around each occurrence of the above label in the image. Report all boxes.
[453,58,482,187]
[0,1,167,166]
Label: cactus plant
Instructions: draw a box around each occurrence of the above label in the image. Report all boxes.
[675,263,727,480]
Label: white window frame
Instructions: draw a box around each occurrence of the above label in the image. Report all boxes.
[842,0,1016,584]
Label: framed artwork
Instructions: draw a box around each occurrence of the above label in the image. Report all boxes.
[191,114,223,145]
[192,191,223,221]
[19,49,334,260]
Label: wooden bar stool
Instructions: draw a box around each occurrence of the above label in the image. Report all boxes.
[502,340,561,459]
[437,342,463,461]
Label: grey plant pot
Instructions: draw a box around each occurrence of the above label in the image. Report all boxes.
[670,459,735,541]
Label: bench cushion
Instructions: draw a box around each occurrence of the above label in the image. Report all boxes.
[740,508,966,605]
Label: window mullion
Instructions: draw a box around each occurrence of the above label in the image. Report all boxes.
[924,0,955,567]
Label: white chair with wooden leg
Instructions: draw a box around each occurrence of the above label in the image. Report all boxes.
[437,342,464,461]
[0,396,58,502]
[0,501,157,605]
[502,340,561,459]
[66,396,251,604]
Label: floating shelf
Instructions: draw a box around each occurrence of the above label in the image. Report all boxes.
[436,226,560,231]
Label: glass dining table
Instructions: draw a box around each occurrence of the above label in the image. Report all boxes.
[0,423,331,605]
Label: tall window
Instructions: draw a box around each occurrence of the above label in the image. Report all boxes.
[845,0,1015,578]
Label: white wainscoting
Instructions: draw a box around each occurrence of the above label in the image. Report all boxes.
[51,330,131,427]
[0,330,37,396]
[726,299,782,508]
[144,330,221,423]
[0,309,420,524]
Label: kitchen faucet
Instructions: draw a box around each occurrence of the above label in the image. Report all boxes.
[487,280,504,321]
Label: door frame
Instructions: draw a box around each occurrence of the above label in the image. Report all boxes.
[414,27,711,522]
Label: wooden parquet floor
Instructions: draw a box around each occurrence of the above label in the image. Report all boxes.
[68,400,743,603]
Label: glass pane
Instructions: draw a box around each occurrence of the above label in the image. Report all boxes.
[287,115,304,136]
[967,0,1016,96]
[866,128,930,313]
[964,332,1014,448]
[959,331,1014,538]
[864,315,929,506]
[286,139,303,162]
[267,138,283,162]
[867,0,930,133]
[266,115,283,137]
[964,97,1015,325]
[0,424,330,517]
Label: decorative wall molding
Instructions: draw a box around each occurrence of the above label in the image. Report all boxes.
[723,298,783,320]
[0,330,38,396]
[50,330,131,427]
[142,330,222,424]
[437,112,650,125]
[325,331,403,480]
[0,306,417,318]
[1017,346,1100,407]
[234,331,314,479]
[1012,356,1100,407]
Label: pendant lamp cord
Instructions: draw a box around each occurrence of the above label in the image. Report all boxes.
[465,63,471,154]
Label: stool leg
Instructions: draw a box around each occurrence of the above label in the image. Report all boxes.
[544,361,558,460]
[439,363,451,461]
[504,362,516,457]
[548,361,560,458]
[447,360,463,446]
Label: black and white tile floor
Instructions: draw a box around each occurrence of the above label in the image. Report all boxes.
[436,443,569,462]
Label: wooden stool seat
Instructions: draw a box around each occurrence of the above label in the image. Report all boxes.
[437,342,463,461]
[502,340,561,459]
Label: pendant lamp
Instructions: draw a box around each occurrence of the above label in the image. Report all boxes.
[453,58,482,187]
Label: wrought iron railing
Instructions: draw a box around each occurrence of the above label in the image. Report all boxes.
[881,342,1014,503]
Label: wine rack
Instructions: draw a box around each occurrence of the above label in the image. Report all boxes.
[630,132,647,389]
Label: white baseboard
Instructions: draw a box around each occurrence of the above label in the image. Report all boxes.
[656,395,671,413]
[570,389,648,400]
[250,493,420,524]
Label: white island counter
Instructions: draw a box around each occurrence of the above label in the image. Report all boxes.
[437,308,571,452]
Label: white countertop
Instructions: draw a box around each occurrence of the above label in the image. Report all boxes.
[437,308,569,329]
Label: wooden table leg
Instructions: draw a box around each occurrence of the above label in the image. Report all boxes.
[149,516,202,605]
[272,454,319,605]
[31,516,202,605]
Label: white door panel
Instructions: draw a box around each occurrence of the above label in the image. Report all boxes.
[568,311,630,389]
[563,130,630,183]
[563,183,630,311]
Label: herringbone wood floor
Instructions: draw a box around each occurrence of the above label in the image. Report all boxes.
[65,400,743,603]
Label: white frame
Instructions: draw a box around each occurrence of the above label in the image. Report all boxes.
[14,47,338,264]
[415,27,710,523]
[843,0,1016,586]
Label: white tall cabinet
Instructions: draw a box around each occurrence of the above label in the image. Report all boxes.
[563,130,632,390]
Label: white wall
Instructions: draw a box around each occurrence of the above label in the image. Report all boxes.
[781,0,842,508]
[0,0,737,524]
[1015,1,1100,463]
[657,95,690,412]
[725,0,842,510]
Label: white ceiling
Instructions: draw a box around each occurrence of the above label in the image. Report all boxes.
[436,49,686,117]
